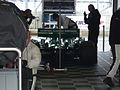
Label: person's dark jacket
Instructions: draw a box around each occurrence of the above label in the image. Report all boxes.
[84,9,101,30]
[109,9,120,44]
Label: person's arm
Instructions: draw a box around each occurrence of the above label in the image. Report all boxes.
[27,18,33,25]
[27,14,35,25]
[84,11,88,24]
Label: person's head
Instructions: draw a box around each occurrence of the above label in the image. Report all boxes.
[88,4,95,12]
[24,9,35,19]
[21,9,31,18]
[25,9,31,14]
[52,13,59,21]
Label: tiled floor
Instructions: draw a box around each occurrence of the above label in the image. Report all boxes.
[35,51,120,90]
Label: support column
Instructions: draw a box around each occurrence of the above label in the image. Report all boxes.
[113,0,118,13]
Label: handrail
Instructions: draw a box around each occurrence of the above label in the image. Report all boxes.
[0,48,22,90]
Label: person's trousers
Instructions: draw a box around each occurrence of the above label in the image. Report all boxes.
[22,67,33,90]
[107,44,120,78]
[109,44,116,71]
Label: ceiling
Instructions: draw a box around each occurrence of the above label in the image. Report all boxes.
[6,0,75,2]
[5,0,40,2]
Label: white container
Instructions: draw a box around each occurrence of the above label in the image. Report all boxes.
[0,69,18,90]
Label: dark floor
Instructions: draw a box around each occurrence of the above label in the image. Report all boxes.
[35,51,120,90]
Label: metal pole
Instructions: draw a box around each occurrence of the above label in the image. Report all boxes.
[0,48,22,90]
[54,1,67,71]
[103,25,105,52]
[58,2,62,69]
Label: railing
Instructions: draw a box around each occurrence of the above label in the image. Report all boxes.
[0,48,22,90]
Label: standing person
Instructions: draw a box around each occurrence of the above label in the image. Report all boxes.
[52,13,78,45]
[103,8,120,87]
[52,13,78,29]
[83,4,101,47]
[22,31,41,90]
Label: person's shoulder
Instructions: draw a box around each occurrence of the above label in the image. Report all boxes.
[94,9,100,13]
[30,41,38,47]
[94,9,101,16]
[30,42,40,51]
